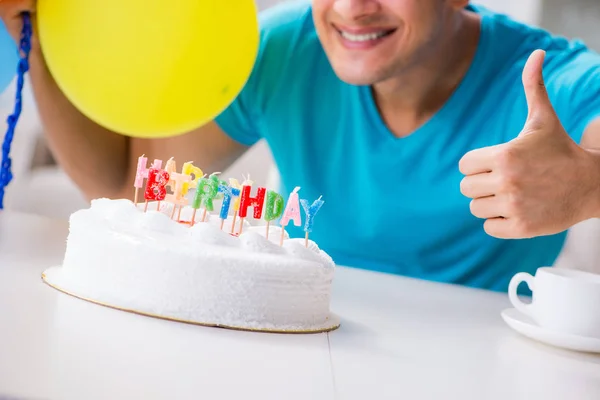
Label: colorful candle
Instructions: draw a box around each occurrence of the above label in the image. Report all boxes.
[166,170,191,219]
[164,157,177,189]
[230,175,253,212]
[228,176,249,235]
[300,196,324,233]
[136,156,163,188]
[167,172,191,201]
[192,174,220,211]
[280,187,302,227]
[134,156,163,205]
[264,191,284,222]
[134,154,148,189]
[218,183,241,220]
[279,187,302,246]
[144,168,170,202]
[238,185,266,219]
[182,162,204,195]
[229,178,243,213]
[264,190,284,240]
[165,157,176,173]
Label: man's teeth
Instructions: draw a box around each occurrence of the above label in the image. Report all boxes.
[340,31,388,42]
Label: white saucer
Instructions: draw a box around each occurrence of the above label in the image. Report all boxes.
[501,308,600,354]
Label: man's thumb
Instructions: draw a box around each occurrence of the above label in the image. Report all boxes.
[522,49,555,125]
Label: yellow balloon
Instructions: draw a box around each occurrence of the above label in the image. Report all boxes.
[36,0,259,138]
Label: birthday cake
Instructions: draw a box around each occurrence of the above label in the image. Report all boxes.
[42,156,339,333]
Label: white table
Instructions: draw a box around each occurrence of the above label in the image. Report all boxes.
[1,210,599,400]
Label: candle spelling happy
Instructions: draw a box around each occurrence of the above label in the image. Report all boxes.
[134,155,162,206]
[144,168,170,212]
[181,161,203,195]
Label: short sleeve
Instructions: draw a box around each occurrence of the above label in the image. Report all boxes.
[214,1,312,146]
[546,44,600,144]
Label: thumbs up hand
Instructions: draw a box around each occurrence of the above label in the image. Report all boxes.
[459,50,600,239]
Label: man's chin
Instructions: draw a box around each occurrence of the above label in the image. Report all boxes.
[330,66,378,87]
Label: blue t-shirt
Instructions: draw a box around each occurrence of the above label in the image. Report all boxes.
[215,1,600,292]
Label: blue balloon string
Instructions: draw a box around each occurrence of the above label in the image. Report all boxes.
[0,13,32,209]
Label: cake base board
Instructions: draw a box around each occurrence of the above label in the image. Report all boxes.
[41,266,341,334]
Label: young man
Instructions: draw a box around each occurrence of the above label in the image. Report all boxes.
[2,0,600,292]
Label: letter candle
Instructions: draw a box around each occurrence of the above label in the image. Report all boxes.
[229,174,252,235]
[191,174,218,226]
[164,157,177,190]
[181,162,203,195]
[263,190,284,240]
[237,185,266,235]
[134,155,162,206]
[280,187,302,246]
[144,168,170,212]
[135,157,326,250]
[218,182,240,231]
[166,172,191,220]
[300,195,324,248]
[134,154,147,206]
[164,157,177,218]
[228,178,242,234]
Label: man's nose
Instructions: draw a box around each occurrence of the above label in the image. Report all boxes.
[333,0,381,21]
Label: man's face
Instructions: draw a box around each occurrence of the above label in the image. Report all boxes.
[312,0,456,86]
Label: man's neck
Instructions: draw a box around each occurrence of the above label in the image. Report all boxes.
[372,11,482,138]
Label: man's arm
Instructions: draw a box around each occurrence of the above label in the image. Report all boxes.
[28,50,248,202]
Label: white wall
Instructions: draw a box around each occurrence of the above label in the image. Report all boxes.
[476,0,543,25]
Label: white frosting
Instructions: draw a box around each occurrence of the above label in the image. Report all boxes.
[45,198,338,332]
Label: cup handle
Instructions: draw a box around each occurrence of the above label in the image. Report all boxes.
[508,272,535,317]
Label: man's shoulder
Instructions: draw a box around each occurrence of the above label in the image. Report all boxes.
[242,1,326,110]
[474,4,600,71]
[470,4,600,90]
[259,0,312,30]
[470,4,600,142]
[213,1,324,146]
[249,1,323,84]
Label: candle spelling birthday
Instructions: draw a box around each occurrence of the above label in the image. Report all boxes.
[132,155,324,247]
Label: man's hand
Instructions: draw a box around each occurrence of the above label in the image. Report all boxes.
[0,0,36,45]
[459,49,600,239]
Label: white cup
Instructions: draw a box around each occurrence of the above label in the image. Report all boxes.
[508,267,600,338]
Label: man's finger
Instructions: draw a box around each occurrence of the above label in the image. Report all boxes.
[458,144,502,175]
[460,172,499,199]
[470,196,505,219]
[482,218,512,238]
[482,217,530,239]
[522,49,555,126]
